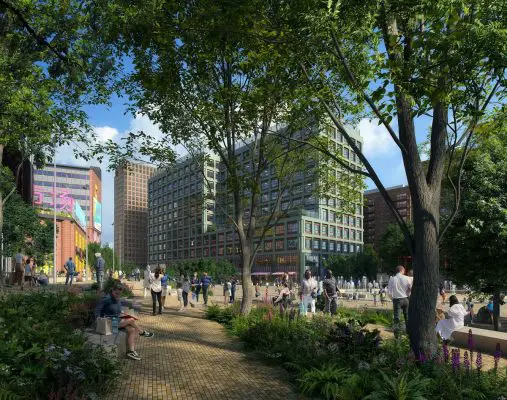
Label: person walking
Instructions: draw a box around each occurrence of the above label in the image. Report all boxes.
[323,270,340,315]
[230,278,237,303]
[143,265,151,298]
[191,271,201,302]
[12,251,24,289]
[387,265,412,338]
[182,276,191,311]
[24,258,33,287]
[200,271,212,306]
[300,269,318,316]
[150,267,163,315]
[161,270,169,310]
[223,278,231,305]
[95,253,105,289]
[64,257,76,286]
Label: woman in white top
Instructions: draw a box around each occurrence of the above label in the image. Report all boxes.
[436,295,470,341]
[143,265,151,298]
[150,267,163,315]
[300,270,318,316]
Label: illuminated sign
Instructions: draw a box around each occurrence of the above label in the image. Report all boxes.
[33,186,75,213]
[93,198,102,232]
[73,201,86,230]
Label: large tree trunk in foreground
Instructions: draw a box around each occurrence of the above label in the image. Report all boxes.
[239,242,254,314]
[408,196,441,355]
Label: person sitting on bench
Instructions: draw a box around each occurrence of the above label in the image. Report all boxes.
[95,280,154,361]
[436,295,472,342]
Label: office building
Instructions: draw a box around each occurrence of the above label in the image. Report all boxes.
[363,185,412,250]
[33,164,102,273]
[114,162,156,267]
[148,126,364,280]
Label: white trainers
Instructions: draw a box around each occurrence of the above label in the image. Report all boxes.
[127,351,141,361]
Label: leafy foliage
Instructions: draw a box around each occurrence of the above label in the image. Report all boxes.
[0,291,121,398]
[325,244,379,280]
[364,370,431,400]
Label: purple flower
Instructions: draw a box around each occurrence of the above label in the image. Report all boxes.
[494,343,501,371]
[451,349,461,372]
[464,351,470,372]
[476,351,483,372]
[418,351,427,364]
[443,342,450,364]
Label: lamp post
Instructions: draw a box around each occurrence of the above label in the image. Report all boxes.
[83,184,89,278]
[112,221,115,273]
[53,144,57,284]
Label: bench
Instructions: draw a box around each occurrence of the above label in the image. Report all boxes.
[84,328,127,358]
[451,326,507,355]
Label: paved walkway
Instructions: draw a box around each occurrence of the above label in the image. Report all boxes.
[109,288,298,400]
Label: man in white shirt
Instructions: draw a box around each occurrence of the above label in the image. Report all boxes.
[387,265,412,338]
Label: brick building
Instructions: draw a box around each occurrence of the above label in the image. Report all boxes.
[114,162,156,267]
[363,185,412,251]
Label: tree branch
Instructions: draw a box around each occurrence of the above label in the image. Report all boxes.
[328,30,408,157]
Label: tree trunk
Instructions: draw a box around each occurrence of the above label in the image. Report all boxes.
[239,241,254,314]
[0,143,4,257]
[407,195,440,356]
[493,290,502,331]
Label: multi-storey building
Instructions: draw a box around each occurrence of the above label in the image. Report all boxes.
[148,126,364,280]
[114,162,156,267]
[33,164,102,273]
[363,185,412,250]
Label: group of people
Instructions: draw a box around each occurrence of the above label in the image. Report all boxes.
[222,277,237,305]
[10,252,49,289]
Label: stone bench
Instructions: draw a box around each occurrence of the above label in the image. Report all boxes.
[84,328,127,358]
[451,326,507,355]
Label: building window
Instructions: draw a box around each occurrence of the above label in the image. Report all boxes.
[313,223,320,235]
[329,226,336,237]
[305,238,312,249]
[321,240,327,250]
[322,225,328,236]
[329,241,335,251]
[275,224,285,235]
[313,239,320,250]
[304,222,312,234]
[287,238,298,250]
[264,240,273,251]
[288,222,298,234]
[275,239,284,250]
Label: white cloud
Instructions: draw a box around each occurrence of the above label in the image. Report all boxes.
[94,126,119,143]
[126,112,164,140]
[358,118,398,157]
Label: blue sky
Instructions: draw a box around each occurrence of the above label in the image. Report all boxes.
[56,97,431,246]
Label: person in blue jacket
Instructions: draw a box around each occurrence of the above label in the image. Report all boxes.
[64,257,75,286]
[200,272,213,305]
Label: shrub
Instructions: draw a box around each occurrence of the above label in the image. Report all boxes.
[364,370,431,400]
[0,291,121,399]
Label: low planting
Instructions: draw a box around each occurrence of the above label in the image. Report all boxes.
[206,304,507,399]
[0,290,121,399]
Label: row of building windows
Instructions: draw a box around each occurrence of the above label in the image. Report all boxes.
[35,170,89,180]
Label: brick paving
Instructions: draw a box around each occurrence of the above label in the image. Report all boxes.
[109,287,298,400]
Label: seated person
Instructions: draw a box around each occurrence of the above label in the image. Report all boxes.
[37,273,49,286]
[436,295,471,341]
[95,280,154,361]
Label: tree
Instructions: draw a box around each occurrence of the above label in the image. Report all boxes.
[0,0,118,255]
[94,0,339,314]
[87,243,118,273]
[326,244,378,281]
[442,115,507,330]
[279,0,506,354]
[378,223,413,270]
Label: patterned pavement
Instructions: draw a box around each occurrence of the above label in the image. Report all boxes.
[109,288,298,400]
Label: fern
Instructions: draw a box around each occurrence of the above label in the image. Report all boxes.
[0,387,23,400]
[299,365,349,399]
[364,370,430,400]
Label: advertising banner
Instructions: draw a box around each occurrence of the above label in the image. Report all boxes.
[93,198,102,232]
[73,201,86,230]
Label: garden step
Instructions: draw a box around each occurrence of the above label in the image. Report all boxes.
[452,326,507,355]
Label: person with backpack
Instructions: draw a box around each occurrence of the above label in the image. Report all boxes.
[150,267,163,315]
[64,257,76,286]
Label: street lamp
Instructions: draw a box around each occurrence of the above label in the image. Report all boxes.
[53,142,57,284]
[112,221,115,273]
[83,184,89,278]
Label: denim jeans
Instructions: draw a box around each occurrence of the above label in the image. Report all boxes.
[202,286,209,305]
[96,272,104,289]
[325,296,338,315]
[182,291,188,307]
[65,273,74,285]
[393,297,409,337]
[151,289,162,314]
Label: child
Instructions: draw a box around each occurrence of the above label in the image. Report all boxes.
[176,282,184,311]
